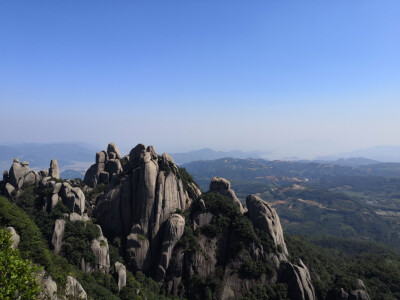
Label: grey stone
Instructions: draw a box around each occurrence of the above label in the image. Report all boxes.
[65,276,87,299]
[49,159,60,179]
[115,262,127,291]
[37,270,58,300]
[193,212,213,230]
[246,194,288,256]
[5,183,15,198]
[6,227,20,249]
[209,177,245,214]
[52,219,66,254]
[157,214,185,281]
[9,161,30,189]
[281,259,316,300]
[96,151,107,164]
[90,225,110,273]
[107,142,121,159]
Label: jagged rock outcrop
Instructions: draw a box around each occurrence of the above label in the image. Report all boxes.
[210,177,245,213]
[8,159,30,189]
[246,194,288,256]
[280,259,315,300]
[84,142,123,188]
[331,279,371,300]
[92,143,200,275]
[115,262,127,291]
[107,142,121,159]
[65,276,87,299]
[90,225,110,273]
[44,180,86,215]
[52,219,66,254]
[49,159,60,179]
[6,226,20,249]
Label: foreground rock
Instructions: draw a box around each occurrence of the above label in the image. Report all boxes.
[6,226,20,249]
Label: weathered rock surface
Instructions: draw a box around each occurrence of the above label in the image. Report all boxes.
[115,262,127,291]
[107,142,121,159]
[332,279,371,300]
[246,194,288,256]
[210,177,245,213]
[65,276,87,299]
[8,160,30,188]
[49,159,60,179]
[6,226,20,249]
[5,182,15,198]
[52,219,66,254]
[157,214,185,280]
[37,270,58,300]
[84,142,123,188]
[281,259,316,300]
[90,225,110,273]
[92,143,200,277]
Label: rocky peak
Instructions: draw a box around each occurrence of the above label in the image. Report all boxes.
[246,194,288,256]
[209,176,245,214]
[92,143,200,274]
[84,142,124,188]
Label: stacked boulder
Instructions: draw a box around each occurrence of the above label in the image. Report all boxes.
[43,180,86,215]
[83,142,123,188]
[1,158,60,197]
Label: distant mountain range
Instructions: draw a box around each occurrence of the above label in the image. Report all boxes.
[317,145,400,163]
[169,148,271,165]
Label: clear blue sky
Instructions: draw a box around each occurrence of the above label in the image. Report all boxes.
[0,1,399,158]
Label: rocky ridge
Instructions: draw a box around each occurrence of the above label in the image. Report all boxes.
[0,142,374,299]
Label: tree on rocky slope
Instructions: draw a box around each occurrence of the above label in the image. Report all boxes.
[0,229,41,299]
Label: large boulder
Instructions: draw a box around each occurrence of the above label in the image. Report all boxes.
[210,177,245,213]
[246,194,288,256]
[8,160,30,188]
[51,219,66,254]
[49,159,60,179]
[280,259,316,300]
[65,276,87,299]
[90,225,110,273]
[5,183,15,198]
[107,142,121,159]
[115,262,127,291]
[6,227,20,249]
[37,270,58,300]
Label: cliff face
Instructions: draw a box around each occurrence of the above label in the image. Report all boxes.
[92,143,200,275]
[87,143,316,300]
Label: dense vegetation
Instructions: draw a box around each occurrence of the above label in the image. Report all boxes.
[285,234,400,300]
[0,229,41,299]
[0,185,180,300]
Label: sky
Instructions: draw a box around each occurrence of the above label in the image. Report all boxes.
[0,1,399,159]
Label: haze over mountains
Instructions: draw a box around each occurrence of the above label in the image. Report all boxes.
[2,144,400,177]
